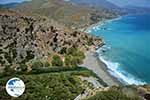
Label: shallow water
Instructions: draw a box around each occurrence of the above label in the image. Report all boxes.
[89,14,150,85]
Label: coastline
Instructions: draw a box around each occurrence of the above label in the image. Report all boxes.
[83,14,148,86]
[83,16,122,33]
[81,17,125,86]
[95,52,123,85]
[80,51,122,86]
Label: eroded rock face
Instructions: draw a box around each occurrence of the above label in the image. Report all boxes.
[0,9,103,67]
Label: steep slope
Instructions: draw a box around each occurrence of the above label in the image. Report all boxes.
[0,9,103,68]
[14,0,117,29]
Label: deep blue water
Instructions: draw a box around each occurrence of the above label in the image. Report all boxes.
[88,14,150,85]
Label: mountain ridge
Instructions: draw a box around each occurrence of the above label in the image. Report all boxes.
[14,0,118,29]
[0,2,20,8]
[70,0,120,9]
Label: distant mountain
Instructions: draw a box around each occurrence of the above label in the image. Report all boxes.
[123,6,150,14]
[70,0,120,9]
[69,0,150,15]
[0,3,20,8]
[14,0,118,29]
[107,0,150,8]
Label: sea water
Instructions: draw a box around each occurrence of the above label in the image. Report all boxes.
[89,14,150,85]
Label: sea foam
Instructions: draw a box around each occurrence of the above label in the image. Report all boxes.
[89,14,150,85]
[97,47,146,85]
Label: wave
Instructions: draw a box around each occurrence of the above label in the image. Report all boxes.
[97,47,146,85]
[85,17,121,33]
[89,15,148,85]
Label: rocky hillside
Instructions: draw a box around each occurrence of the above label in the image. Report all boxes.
[0,9,103,68]
[14,0,118,30]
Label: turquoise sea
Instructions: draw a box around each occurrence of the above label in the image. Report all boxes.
[88,14,150,85]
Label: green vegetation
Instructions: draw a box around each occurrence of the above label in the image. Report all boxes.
[31,60,50,69]
[0,73,84,100]
[1,65,98,79]
[0,65,142,100]
[19,64,28,72]
[65,47,85,67]
[65,55,77,67]
[52,55,63,66]
[85,87,140,100]
[0,63,107,100]
[2,65,14,76]
[31,60,44,69]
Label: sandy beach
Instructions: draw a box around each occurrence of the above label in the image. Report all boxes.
[80,51,121,86]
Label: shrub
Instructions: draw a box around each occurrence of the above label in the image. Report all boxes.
[3,65,15,76]
[43,61,50,67]
[64,55,73,67]
[20,64,28,72]
[67,47,77,55]
[65,47,85,67]
[52,55,63,66]
[31,60,44,70]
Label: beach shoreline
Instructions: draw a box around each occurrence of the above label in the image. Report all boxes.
[83,14,149,86]
[81,17,125,86]
[94,52,123,85]
[80,51,122,86]
[83,16,122,33]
